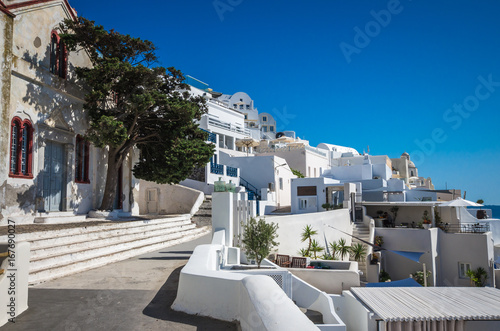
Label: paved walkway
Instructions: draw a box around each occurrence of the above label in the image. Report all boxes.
[1,234,237,331]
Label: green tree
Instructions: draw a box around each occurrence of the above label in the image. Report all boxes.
[310,239,324,259]
[466,267,488,287]
[242,217,279,268]
[477,199,484,204]
[301,225,318,256]
[291,168,305,178]
[350,243,367,262]
[337,238,351,261]
[60,18,214,210]
[329,240,340,259]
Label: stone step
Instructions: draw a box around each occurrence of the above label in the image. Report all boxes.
[30,222,196,260]
[34,215,88,224]
[29,227,210,284]
[29,218,192,251]
[0,215,192,243]
[30,225,199,273]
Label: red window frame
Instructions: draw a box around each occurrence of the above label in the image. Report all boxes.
[49,30,67,79]
[75,135,90,184]
[9,117,33,179]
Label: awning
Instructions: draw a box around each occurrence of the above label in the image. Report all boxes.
[389,250,425,263]
[366,278,421,287]
[351,287,500,322]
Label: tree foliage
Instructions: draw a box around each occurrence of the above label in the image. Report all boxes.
[60,17,214,210]
[242,217,279,268]
[300,225,318,256]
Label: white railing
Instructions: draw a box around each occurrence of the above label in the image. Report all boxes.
[208,116,251,136]
[258,145,327,157]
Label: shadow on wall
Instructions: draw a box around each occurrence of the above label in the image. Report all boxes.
[142,265,238,329]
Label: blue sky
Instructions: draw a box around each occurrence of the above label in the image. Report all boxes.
[70,0,500,204]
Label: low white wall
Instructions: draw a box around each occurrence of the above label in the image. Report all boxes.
[137,182,204,215]
[172,236,339,330]
[265,209,353,259]
[239,275,317,330]
[289,268,360,294]
[1,241,30,327]
[331,292,378,331]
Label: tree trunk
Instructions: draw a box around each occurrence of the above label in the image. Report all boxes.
[99,149,122,211]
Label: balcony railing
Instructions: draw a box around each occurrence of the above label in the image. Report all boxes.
[226,166,238,177]
[210,162,224,175]
[445,223,490,234]
[201,129,217,143]
[207,116,251,136]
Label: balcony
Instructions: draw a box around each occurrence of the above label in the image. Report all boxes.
[201,129,217,143]
[210,162,224,175]
[226,166,238,177]
[207,116,250,136]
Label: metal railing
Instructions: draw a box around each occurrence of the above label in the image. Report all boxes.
[201,129,217,143]
[210,162,224,175]
[207,116,251,136]
[445,223,490,234]
[240,176,261,200]
[226,166,238,177]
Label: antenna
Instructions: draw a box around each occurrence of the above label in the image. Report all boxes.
[367,145,370,154]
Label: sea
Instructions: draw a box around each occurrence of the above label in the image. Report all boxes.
[467,205,500,219]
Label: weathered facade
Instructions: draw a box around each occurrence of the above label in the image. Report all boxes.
[0,0,135,224]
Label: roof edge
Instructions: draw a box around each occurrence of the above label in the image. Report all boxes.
[7,0,76,20]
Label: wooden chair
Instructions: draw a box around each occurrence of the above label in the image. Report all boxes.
[291,256,307,268]
[275,254,291,267]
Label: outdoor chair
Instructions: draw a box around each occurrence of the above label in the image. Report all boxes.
[276,254,291,267]
[291,256,307,268]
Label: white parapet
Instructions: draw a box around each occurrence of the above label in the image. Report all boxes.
[1,241,30,327]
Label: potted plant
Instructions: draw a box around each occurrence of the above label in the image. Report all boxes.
[422,210,431,229]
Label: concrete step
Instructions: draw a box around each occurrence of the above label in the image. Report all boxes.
[29,218,192,251]
[29,227,210,284]
[30,225,199,273]
[30,222,196,260]
[34,214,88,224]
[0,215,192,243]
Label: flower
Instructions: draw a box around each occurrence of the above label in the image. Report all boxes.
[423,219,432,224]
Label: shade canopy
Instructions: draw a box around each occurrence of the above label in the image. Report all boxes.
[366,277,421,287]
[441,197,483,207]
[235,137,260,148]
[389,250,425,263]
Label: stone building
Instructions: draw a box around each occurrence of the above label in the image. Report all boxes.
[0,0,136,224]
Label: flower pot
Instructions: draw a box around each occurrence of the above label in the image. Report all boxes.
[423,224,431,230]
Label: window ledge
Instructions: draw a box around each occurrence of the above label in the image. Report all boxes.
[9,173,33,179]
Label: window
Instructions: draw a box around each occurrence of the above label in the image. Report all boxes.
[246,105,250,110]
[262,126,268,132]
[279,177,283,190]
[270,126,274,132]
[49,31,67,79]
[239,105,244,110]
[299,198,308,210]
[75,135,90,183]
[233,104,237,109]
[9,117,33,178]
[262,116,267,122]
[244,114,248,120]
[459,262,471,278]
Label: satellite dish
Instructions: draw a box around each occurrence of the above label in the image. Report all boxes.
[275,132,285,139]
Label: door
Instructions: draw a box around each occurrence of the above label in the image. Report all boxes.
[43,141,65,212]
[146,189,158,214]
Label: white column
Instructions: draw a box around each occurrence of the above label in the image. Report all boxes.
[212,192,234,247]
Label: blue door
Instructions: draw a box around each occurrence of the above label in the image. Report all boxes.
[43,141,65,212]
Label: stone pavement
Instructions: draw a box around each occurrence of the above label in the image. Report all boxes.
[1,234,237,331]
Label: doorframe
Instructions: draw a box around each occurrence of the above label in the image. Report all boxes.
[37,123,76,212]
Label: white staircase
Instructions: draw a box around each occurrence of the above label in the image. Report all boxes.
[351,222,370,282]
[0,215,210,284]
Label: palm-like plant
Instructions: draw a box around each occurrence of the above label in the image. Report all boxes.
[350,243,367,262]
[337,238,351,261]
[298,248,310,257]
[301,225,318,256]
[310,239,324,259]
[329,241,339,260]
